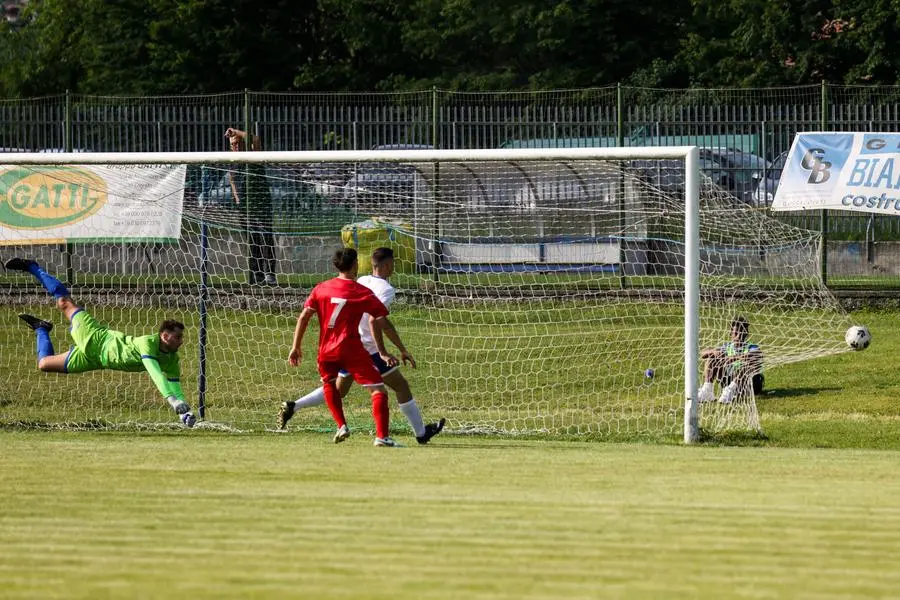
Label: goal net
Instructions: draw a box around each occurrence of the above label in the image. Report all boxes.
[0,149,854,439]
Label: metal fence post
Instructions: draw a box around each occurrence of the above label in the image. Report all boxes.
[64,90,74,285]
[820,80,829,286]
[617,83,627,288]
[432,86,441,282]
[243,89,251,285]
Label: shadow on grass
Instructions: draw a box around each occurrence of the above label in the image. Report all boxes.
[697,428,770,447]
[760,387,843,399]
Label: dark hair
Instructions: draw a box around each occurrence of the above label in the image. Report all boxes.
[333,248,358,272]
[731,316,749,337]
[371,247,394,268]
[160,319,185,334]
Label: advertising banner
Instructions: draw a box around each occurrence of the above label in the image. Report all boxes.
[0,164,185,244]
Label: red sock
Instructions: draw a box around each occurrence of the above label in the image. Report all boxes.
[371,390,389,439]
[323,381,346,428]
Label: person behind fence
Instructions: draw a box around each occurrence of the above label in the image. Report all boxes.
[699,315,764,404]
[225,127,277,286]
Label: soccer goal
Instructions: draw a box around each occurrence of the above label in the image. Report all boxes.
[0,148,854,441]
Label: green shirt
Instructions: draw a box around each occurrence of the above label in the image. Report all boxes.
[231,163,272,216]
[100,332,184,401]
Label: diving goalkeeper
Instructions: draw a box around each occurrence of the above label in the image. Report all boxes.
[4,257,196,427]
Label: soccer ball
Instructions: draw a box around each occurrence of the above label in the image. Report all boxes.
[845,325,871,351]
[644,368,655,380]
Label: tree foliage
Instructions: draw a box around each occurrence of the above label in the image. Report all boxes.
[0,0,897,96]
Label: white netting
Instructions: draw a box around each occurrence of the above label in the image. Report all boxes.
[0,152,853,437]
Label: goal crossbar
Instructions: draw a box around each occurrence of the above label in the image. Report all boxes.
[0,147,700,165]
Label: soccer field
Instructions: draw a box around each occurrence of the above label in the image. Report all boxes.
[0,310,899,597]
[0,297,853,437]
[2,434,900,599]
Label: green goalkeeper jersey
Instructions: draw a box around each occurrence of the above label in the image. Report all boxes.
[67,311,185,402]
[101,332,184,400]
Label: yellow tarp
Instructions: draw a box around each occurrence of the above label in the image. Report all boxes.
[341,217,416,274]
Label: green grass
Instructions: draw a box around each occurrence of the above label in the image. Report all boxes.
[2,434,900,599]
[2,308,900,597]
[0,299,854,437]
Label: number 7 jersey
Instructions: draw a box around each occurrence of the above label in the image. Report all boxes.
[304,277,389,361]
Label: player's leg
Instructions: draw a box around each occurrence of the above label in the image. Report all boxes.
[382,369,445,444]
[752,373,765,395]
[279,373,354,429]
[17,314,66,372]
[699,352,723,403]
[346,352,393,446]
[261,229,277,285]
[4,258,71,300]
[317,360,351,442]
[53,296,81,322]
[367,383,394,446]
[718,374,739,404]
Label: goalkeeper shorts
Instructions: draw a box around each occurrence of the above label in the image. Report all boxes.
[63,310,108,374]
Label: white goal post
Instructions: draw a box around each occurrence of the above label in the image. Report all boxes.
[0,147,852,441]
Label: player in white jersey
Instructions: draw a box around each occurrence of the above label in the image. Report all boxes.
[279,247,445,444]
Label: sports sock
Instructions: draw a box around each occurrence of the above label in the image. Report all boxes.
[294,387,326,410]
[323,381,346,428]
[371,390,389,439]
[27,262,70,299]
[35,327,54,361]
[399,398,426,437]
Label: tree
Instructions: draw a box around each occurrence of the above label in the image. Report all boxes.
[674,0,900,86]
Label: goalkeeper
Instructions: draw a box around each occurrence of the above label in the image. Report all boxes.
[699,315,764,404]
[4,257,196,427]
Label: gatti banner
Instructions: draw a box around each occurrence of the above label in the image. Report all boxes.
[0,164,185,244]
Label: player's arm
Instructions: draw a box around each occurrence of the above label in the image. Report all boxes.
[700,346,721,360]
[141,355,185,401]
[370,314,416,368]
[289,306,316,367]
[370,316,399,367]
[134,337,184,401]
[162,356,186,401]
[741,347,763,375]
[228,171,242,205]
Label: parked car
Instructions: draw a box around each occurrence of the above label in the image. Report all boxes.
[699,148,771,204]
[752,150,788,207]
[341,144,434,207]
[298,162,353,198]
[633,148,771,204]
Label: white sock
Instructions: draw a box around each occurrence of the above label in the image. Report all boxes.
[294,387,326,411]
[719,381,738,403]
[399,398,426,437]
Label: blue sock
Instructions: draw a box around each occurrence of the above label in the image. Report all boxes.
[27,263,70,299]
[35,328,54,361]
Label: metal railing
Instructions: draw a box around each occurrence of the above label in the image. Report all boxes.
[3,84,900,287]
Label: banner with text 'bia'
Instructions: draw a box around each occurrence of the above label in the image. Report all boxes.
[772,132,900,214]
[0,164,185,245]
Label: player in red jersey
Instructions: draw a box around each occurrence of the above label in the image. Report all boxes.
[289,247,400,446]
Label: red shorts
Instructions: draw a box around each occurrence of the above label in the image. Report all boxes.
[318,346,384,387]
